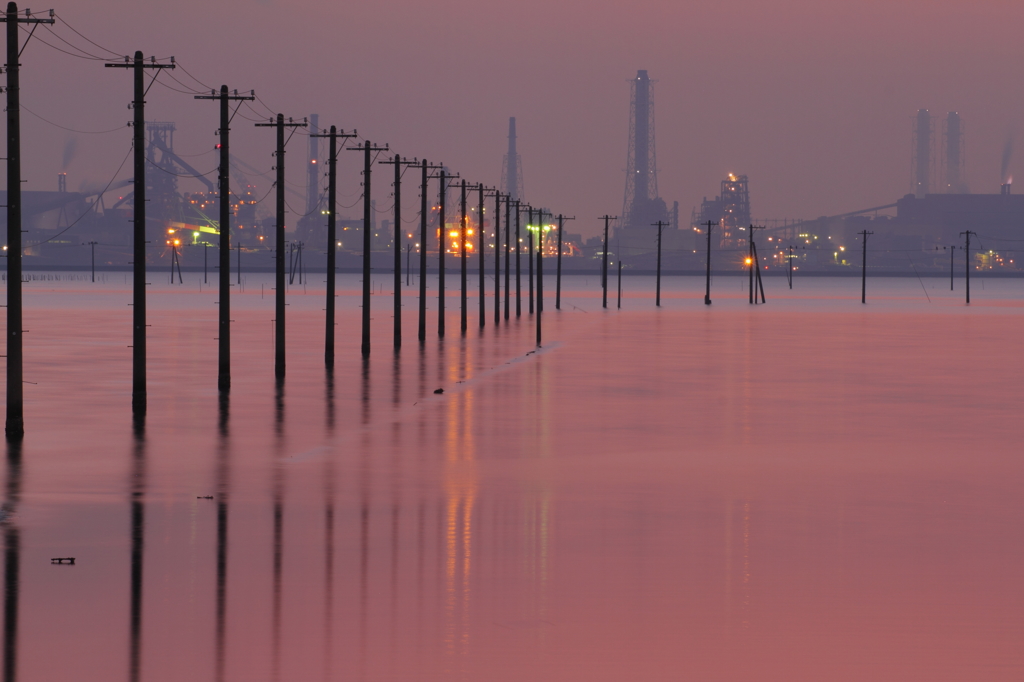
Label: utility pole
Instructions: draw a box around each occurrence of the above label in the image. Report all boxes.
[493,191,503,325]
[256,114,306,377]
[436,169,459,337]
[528,207,536,315]
[310,126,356,367]
[961,230,975,304]
[504,197,511,321]
[788,244,794,289]
[653,220,667,307]
[479,185,491,329]
[347,139,389,356]
[515,201,523,318]
[617,259,623,309]
[704,220,716,305]
[88,241,98,282]
[106,50,175,417]
[536,210,550,347]
[859,229,873,304]
[416,161,444,343]
[195,85,254,392]
[379,154,418,350]
[748,225,765,305]
[950,245,954,291]
[3,4,52,438]
[458,180,477,335]
[556,215,574,310]
[0,8,54,425]
[406,243,411,286]
[599,215,616,309]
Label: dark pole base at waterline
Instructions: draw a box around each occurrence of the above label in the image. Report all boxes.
[132,393,147,415]
[5,417,24,441]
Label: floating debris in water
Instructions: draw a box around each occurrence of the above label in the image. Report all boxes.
[51,557,76,565]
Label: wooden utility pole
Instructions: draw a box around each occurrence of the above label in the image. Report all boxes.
[504,197,512,321]
[416,161,444,343]
[859,229,873,304]
[653,220,668,307]
[536,210,550,346]
[788,244,794,289]
[960,230,975,304]
[493,191,503,325]
[378,155,418,350]
[3,3,54,433]
[748,225,765,305]
[347,140,389,356]
[256,114,306,376]
[106,50,175,416]
[479,185,491,329]
[515,201,523,317]
[195,86,254,391]
[704,220,716,305]
[527,207,535,315]
[310,127,356,366]
[599,215,616,309]
[555,215,574,310]
[88,241,98,282]
[435,169,459,337]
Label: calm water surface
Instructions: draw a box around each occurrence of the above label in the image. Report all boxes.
[2,273,1023,681]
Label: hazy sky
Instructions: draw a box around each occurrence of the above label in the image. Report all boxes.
[12,0,1024,236]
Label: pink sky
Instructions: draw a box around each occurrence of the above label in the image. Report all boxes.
[13,0,1024,236]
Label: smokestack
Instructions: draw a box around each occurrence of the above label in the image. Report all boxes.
[944,112,964,193]
[58,173,67,193]
[635,70,651,206]
[914,109,931,198]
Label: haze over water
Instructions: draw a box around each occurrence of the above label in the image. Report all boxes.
[0,274,1021,680]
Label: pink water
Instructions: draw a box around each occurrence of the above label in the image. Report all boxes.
[3,273,1023,681]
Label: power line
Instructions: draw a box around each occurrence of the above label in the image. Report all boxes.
[20,104,125,134]
[53,13,122,58]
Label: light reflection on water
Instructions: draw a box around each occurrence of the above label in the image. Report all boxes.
[1,274,1023,680]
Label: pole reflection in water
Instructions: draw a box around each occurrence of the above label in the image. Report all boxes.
[323,368,336,681]
[3,441,22,682]
[271,381,285,682]
[214,394,230,682]
[128,414,146,682]
[359,356,371,679]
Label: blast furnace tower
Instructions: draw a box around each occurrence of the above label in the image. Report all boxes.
[912,109,932,198]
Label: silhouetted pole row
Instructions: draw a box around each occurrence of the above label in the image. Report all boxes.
[555,215,575,311]
[961,230,975,304]
[654,220,667,307]
[752,241,766,303]
[256,115,306,376]
[704,220,716,305]
[309,126,356,367]
[88,241,98,282]
[2,4,53,439]
[195,86,254,392]
[599,215,616,309]
[417,161,443,343]
[106,50,176,416]
[379,154,417,350]
[859,229,873,304]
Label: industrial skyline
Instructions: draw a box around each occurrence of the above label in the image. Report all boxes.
[5,1,1024,240]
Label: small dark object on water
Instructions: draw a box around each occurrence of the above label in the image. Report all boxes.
[197,495,214,500]
[433,388,444,394]
[51,557,75,565]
